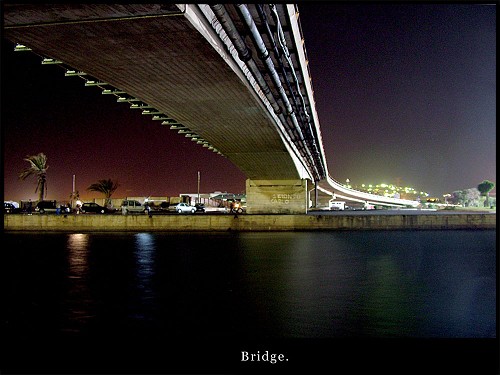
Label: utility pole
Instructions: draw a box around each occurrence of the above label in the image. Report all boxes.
[197,171,200,204]
[71,174,76,208]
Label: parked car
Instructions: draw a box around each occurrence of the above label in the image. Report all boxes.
[59,204,71,214]
[4,201,21,214]
[363,202,376,210]
[145,200,170,212]
[35,200,58,214]
[175,202,196,214]
[194,203,205,212]
[121,200,150,214]
[81,202,115,214]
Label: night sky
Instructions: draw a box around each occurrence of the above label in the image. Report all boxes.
[2,3,496,202]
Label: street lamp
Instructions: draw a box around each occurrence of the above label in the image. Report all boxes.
[70,174,76,208]
[197,171,200,204]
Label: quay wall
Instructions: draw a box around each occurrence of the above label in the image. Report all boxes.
[3,213,496,232]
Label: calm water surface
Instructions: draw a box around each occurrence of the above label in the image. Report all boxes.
[2,230,496,373]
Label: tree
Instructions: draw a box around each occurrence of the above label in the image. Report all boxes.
[18,152,48,201]
[454,190,469,206]
[465,188,480,207]
[451,189,479,207]
[477,180,495,207]
[69,190,80,208]
[87,179,120,207]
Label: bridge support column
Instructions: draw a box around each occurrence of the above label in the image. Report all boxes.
[245,179,311,214]
[315,181,319,208]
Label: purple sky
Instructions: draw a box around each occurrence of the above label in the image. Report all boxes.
[2,3,496,201]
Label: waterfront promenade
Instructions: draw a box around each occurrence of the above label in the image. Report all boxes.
[4,211,496,232]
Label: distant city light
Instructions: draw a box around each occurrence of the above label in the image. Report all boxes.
[352,182,430,199]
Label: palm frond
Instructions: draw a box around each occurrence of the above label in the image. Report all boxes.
[18,153,49,200]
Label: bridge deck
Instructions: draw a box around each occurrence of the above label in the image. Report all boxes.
[3,4,300,180]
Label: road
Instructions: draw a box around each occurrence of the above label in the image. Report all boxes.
[307,208,496,216]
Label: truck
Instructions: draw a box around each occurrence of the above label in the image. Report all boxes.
[329,200,346,211]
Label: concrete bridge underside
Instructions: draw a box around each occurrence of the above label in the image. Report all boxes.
[4,4,312,213]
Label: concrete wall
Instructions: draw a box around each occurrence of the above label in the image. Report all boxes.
[4,213,496,232]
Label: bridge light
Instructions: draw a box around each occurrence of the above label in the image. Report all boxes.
[162,120,181,126]
[142,109,162,115]
[65,70,87,77]
[102,89,125,95]
[130,103,152,109]
[168,124,187,129]
[14,43,31,52]
[41,58,63,64]
[117,97,141,103]
[85,80,108,86]
[152,116,169,121]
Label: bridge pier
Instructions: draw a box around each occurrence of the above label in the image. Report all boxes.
[245,179,312,214]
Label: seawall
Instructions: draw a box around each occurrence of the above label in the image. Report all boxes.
[3,213,496,232]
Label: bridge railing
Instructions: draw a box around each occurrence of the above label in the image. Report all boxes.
[325,175,420,207]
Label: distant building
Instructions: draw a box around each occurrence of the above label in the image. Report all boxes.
[181,192,246,208]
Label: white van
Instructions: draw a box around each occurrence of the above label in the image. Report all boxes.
[329,200,346,211]
[121,200,150,214]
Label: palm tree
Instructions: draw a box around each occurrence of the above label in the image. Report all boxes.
[477,180,495,207]
[69,190,80,209]
[87,178,120,207]
[19,152,48,201]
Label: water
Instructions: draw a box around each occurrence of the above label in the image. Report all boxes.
[2,230,496,373]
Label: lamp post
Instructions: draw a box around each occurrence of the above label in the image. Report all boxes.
[197,171,200,204]
[71,174,75,208]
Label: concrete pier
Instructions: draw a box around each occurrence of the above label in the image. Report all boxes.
[245,179,309,214]
[4,213,496,232]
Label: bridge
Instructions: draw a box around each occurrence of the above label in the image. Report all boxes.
[3,4,419,213]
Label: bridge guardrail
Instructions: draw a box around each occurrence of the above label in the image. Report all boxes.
[325,175,420,207]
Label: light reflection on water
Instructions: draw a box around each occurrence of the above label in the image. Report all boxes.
[67,233,89,277]
[131,233,156,320]
[3,230,496,340]
[64,233,93,332]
